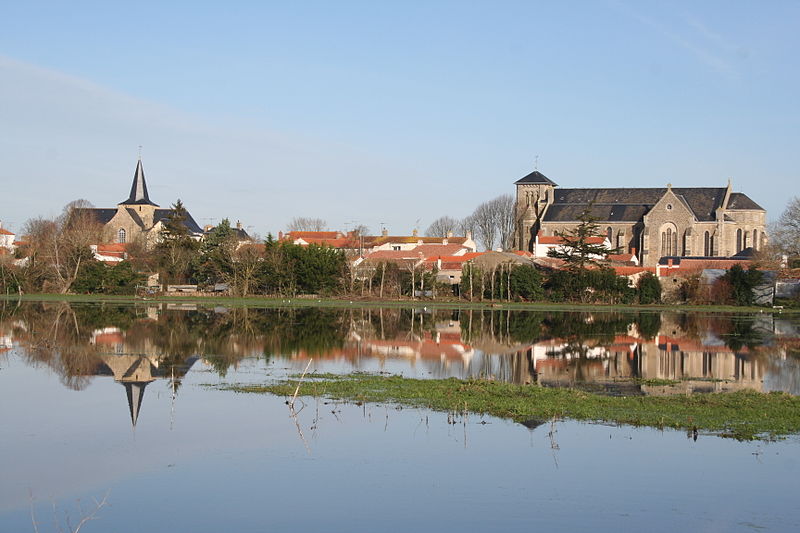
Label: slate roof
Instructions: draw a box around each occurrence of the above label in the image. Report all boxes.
[727,193,763,210]
[125,208,146,229]
[515,170,558,186]
[120,159,159,206]
[77,208,118,225]
[542,187,743,223]
[154,209,203,235]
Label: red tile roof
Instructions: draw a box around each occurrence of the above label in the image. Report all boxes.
[612,266,655,276]
[0,228,14,235]
[363,235,469,246]
[661,259,752,274]
[606,253,636,263]
[286,231,344,239]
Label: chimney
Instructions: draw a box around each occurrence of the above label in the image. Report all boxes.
[446,230,453,238]
[466,231,472,240]
[667,258,673,268]
[412,228,418,237]
[236,220,242,230]
[382,228,389,237]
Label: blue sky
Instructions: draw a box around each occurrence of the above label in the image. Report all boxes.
[1,1,798,236]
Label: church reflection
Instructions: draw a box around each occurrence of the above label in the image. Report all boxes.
[2,302,799,424]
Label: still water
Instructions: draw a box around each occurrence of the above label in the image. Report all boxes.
[1,302,799,532]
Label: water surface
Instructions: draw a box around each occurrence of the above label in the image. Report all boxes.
[1,302,799,532]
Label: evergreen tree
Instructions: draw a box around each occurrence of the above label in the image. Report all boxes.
[546,206,614,272]
[637,272,662,304]
[155,199,199,285]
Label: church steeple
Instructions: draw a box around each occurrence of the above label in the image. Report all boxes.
[120,158,159,206]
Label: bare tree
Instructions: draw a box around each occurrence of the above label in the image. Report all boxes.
[21,201,105,293]
[287,217,327,232]
[230,243,263,297]
[459,214,478,241]
[352,224,370,236]
[494,194,516,250]
[425,216,459,238]
[772,196,800,257]
[471,201,500,251]
[466,195,516,251]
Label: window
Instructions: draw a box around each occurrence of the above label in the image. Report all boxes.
[736,229,742,253]
[606,227,612,241]
[392,245,401,251]
[118,228,126,244]
[753,229,759,251]
[661,227,676,256]
[704,231,710,257]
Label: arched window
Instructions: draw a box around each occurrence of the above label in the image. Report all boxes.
[753,229,758,251]
[661,226,677,257]
[118,228,126,244]
[710,235,715,257]
[704,231,710,257]
[606,227,612,242]
[736,229,742,253]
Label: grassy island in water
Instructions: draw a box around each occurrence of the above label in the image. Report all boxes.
[223,374,800,441]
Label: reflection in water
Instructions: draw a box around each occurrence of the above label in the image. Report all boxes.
[1,301,800,427]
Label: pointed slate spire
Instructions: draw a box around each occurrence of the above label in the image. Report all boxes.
[120,158,159,206]
[124,381,149,427]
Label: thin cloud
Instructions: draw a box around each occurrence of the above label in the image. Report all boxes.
[609,1,739,78]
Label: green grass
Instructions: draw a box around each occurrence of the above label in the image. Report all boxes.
[220,373,800,441]
[2,292,796,314]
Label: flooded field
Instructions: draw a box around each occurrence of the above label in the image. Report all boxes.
[1,301,799,532]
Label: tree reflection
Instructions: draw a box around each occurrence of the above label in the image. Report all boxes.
[2,302,799,397]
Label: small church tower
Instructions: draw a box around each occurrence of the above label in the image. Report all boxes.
[514,170,558,251]
[118,158,159,229]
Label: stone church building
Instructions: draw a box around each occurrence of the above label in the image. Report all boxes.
[514,170,766,267]
[79,159,203,245]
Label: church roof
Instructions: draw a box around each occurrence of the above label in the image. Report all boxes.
[542,187,745,223]
[154,209,204,235]
[515,170,558,186]
[75,207,117,225]
[119,159,159,206]
[727,193,763,210]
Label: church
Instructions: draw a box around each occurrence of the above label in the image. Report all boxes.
[514,170,766,267]
[79,158,203,245]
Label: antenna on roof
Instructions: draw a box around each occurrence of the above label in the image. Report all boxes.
[534,155,539,170]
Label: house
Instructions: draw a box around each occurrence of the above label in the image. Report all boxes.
[362,229,477,254]
[77,158,203,246]
[514,170,766,267]
[280,228,478,258]
[0,223,15,255]
[531,230,611,259]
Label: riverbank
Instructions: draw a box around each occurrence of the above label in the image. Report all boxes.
[1,292,796,314]
[222,374,800,441]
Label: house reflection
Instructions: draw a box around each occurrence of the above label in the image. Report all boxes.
[2,303,799,403]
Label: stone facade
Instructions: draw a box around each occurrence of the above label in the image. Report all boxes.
[514,170,766,267]
[78,159,203,246]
